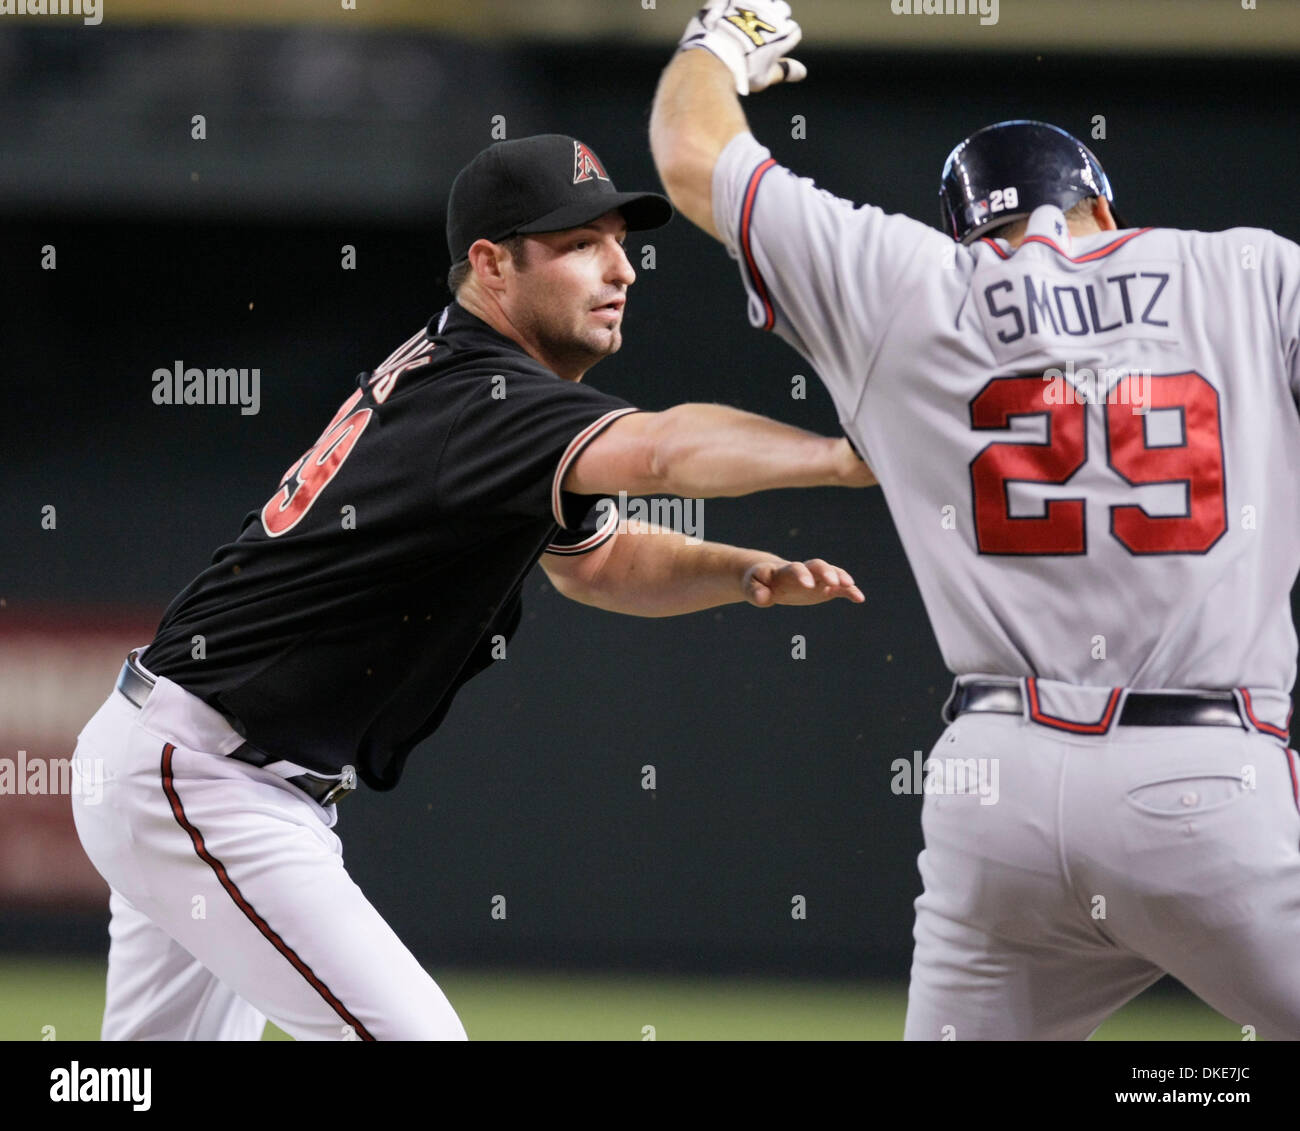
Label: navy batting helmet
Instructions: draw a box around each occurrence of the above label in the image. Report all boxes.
[938,120,1124,244]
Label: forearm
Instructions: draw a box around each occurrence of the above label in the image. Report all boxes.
[649,403,873,496]
[572,523,780,618]
[650,48,749,238]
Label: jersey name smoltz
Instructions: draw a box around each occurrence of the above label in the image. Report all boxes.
[981,269,1173,345]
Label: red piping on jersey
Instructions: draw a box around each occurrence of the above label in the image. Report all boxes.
[740,158,779,331]
[159,743,377,1041]
[546,505,619,556]
[1025,678,1122,734]
[550,407,640,529]
[1239,688,1291,740]
[1285,750,1300,816]
[980,227,1152,263]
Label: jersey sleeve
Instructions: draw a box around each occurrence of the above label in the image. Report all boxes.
[712,131,951,416]
[544,494,619,556]
[435,363,638,530]
[1270,232,1300,411]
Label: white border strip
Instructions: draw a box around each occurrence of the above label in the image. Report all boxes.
[550,407,640,528]
[546,500,620,556]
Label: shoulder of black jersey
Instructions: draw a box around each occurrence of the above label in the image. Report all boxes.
[429,302,527,359]
[440,346,564,383]
[426,302,572,384]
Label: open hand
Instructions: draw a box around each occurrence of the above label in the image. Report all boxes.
[743,558,864,607]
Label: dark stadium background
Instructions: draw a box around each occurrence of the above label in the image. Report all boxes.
[3,2,1299,1038]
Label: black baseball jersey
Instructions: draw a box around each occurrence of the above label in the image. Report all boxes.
[142,302,637,789]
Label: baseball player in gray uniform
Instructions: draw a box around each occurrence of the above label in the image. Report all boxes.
[651,0,1300,1040]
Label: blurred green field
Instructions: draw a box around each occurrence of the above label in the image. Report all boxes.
[0,958,1245,1040]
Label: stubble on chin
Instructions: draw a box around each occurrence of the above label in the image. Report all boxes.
[517,296,625,375]
[597,324,623,356]
[546,320,621,372]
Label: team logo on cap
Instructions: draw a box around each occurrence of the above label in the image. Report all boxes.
[573,141,610,184]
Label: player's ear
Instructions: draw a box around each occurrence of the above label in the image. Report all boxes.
[1092,196,1118,232]
[466,238,510,293]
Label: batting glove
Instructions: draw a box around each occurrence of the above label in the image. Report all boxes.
[678,1,807,96]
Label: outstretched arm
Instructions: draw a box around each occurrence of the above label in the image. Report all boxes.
[542,521,862,618]
[563,404,874,501]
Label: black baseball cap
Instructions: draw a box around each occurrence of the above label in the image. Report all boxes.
[446,134,673,264]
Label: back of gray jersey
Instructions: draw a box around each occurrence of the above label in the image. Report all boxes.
[714,132,1300,727]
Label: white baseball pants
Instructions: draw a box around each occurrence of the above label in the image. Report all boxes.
[70,667,466,1041]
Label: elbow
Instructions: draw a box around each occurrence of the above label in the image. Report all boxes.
[659,150,715,224]
[641,407,733,499]
[652,144,696,210]
[542,531,621,608]
[650,125,714,224]
[546,568,583,604]
[546,561,611,611]
[643,407,685,497]
[650,134,692,210]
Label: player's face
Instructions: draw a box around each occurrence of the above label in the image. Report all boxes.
[503,210,636,380]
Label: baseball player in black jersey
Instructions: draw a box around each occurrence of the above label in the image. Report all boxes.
[70,133,874,1041]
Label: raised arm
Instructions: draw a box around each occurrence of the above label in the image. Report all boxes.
[650,1,804,239]
[650,49,748,240]
[561,404,874,500]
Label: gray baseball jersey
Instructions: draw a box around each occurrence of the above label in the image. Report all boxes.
[714,131,1300,733]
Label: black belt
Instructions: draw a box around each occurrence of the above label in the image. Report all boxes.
[115,651,356,807]
[945,679,1249,732]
